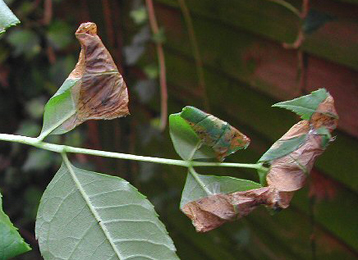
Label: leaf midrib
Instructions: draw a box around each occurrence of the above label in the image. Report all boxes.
[62,154,123,260]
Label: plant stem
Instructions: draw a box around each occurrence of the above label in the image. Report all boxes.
[0,133,265,170]
[188,166,212,195]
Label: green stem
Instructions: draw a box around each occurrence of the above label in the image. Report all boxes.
[188,166,212,195]
[0,133,265,170]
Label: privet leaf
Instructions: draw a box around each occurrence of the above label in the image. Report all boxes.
[272,88,328,120]
[35,160,179,260]
[0,192,31,260]
[169,106,250,161]
[39,22,129,139]
[0,0,20,35]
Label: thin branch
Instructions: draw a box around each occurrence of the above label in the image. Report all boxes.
[177,0,209,111]
[145,0,168,131]
[0,133,264,170]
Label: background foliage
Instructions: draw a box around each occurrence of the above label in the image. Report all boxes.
[0,0,357,259]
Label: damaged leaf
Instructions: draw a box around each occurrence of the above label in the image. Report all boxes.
[39,22,129,139]
[180,171,261,208]
[169,106,250,161]
[183,90,338,233]
[272,88,328,120]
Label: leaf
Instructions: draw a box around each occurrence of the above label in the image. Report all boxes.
[180,171,262,208]
[39,22,129,139]
[0,192,31,260]
[316,127,332,148]
[35,159,179,260]
[0,0,20,34]
[259,134,307,162]
[272,88,328,120]
[130,6,148,25]
[7,29,40,58]
[169,106,250,161]
[180,171,262,232]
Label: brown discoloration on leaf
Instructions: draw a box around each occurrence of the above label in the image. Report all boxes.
[310,95,338,131]
[64,22,129,131]
[182,93,339,232]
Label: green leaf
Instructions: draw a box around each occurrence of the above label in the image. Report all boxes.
[169,113,215,160]
[7,29,40,58]
[180,171,262,208]
[169,106,250,161]
[0,0,20,35]
[259,134,307,162]
[0,192,31,260]
[130,6,148,25]
[316,127,332,148]
[272,88,328,120]
[35,159,179,260]
[39,78,80,139]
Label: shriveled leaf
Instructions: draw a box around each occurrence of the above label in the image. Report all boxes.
[170,106,250,161]
[180,171,262,208]
[35,159,179,260]
[272,88,328,120]
[0,0,20,34]
[39,22,129,139]
[0,192,31,259]
[266,93,338,193]
[184,92,339,233]
[182,187,293,232]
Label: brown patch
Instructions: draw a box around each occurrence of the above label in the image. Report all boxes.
[64,22,129,131]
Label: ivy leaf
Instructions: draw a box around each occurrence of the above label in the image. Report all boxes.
[0,192,31,260]
[39,22,129,140]
[259,134,307,162]
[180,171,262,208]
[35,159,180,260]
[272,88,328,120]
[0,0,20,35]
[169,106,250,161]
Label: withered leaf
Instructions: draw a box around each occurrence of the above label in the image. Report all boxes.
[182,90,338,232]
[39,22,129,139]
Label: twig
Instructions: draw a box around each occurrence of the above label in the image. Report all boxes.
[145,0,168,131]
[177,0,209,111]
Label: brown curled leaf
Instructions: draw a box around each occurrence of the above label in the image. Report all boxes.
[182,187,294,232]
[39,22,129,138]
[182,91,338,232]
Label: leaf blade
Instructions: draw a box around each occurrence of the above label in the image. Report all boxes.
[0,0,20,35]
[180,172,262,208]
[35,160,179,260]
[259,134,307,162]
[169,106,250,161]
[0,192,31,260]
[272,88,328,120]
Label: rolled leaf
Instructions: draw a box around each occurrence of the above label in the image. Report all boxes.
[170,106,250,161]
[0,0,20,35]
[182,90,338,232]
[36,160,179,260]
[180,171,261,232]
[39,22,129,139]
[0,192,31,259]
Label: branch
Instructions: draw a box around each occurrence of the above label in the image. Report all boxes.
[0,133,264,170]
